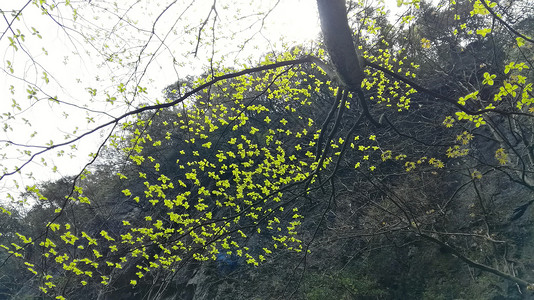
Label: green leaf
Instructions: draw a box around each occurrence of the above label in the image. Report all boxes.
[476,28,491,37]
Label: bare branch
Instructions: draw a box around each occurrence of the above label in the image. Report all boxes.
[480,0,534,44]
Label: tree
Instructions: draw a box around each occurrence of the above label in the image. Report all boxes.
[1,0,534,298]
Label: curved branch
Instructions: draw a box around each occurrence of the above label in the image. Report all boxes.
[0,1,32,42]
[0,57,314,182]
[366,60,532,117]
[193,0,217,57]
[479,1,534,44]
[420,232,532,288]
[315,87,344,159]
[355,88,380,127]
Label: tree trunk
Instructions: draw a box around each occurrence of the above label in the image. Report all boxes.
[316,0,364,90]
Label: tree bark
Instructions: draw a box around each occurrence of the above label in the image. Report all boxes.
[316,0,364,90]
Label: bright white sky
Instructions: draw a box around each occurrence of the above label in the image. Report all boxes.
[0,0,322,205]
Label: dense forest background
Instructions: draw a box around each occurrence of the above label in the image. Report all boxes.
[1,0,534,299]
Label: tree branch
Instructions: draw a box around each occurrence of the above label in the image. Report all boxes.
[420,232,532,288]
[366,60,532,117]
[479,1,534,44]
[316,0,364,90]
[0,57,314,182]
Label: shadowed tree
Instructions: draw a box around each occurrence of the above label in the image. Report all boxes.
[1,0,534,299]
